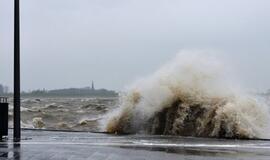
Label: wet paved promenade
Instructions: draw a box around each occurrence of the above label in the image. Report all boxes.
[1,129,270,160]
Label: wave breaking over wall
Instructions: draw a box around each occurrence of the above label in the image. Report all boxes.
[104,51,270,139]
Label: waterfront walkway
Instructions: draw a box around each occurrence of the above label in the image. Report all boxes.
[1,129,270,160]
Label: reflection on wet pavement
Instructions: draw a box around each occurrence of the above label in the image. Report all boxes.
[1,129,270,160]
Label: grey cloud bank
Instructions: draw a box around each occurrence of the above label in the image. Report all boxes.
[0,0,270,91]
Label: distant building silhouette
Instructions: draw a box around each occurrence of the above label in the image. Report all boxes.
[0,84,9,94]
[91,81,95,90]
[0,84,3,94]
[3,86,8,94]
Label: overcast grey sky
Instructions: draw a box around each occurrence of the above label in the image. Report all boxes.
[1,0,270,91]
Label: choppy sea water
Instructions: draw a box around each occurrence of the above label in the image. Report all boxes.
[8,97,118,131]
[7,95,270,136]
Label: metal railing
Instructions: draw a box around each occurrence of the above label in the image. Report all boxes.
[0,97,8,103]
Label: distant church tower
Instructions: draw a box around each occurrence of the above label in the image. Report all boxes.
[91,81,95,90]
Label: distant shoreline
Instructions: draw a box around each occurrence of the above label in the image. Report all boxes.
[1,87,119,98]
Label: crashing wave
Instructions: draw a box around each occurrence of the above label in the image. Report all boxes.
[104,51,270,139]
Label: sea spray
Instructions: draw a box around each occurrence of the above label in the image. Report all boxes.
[104,51,270,139]
[32,117,45,129]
